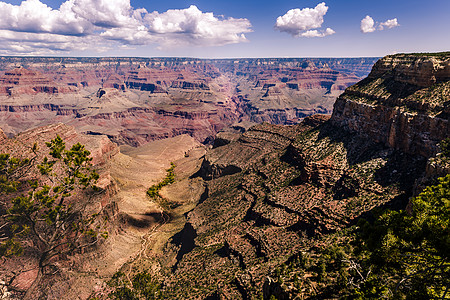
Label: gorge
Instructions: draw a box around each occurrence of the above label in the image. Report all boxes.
[0,52,448,299]
[0,57,377,145]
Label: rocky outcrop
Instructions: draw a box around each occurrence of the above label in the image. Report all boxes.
[0,57,379,146]
[0,123,118,185]
[0,128,6,141]
[165,112,427,299]
[0,67,77,96]
[102,74,126,90]
[171,80,209,90]
[124,65,170,93]
[331,53,450,157]
[369,53,450,87]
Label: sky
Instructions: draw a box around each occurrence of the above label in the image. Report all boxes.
[0,0,448,58]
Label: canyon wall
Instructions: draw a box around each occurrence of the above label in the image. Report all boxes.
[0,57,378,146]
[331,53,450,157]
[155,53,449,299]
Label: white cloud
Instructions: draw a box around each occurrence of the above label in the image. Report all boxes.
[0,0,252,54]
[103,5,252,48]
[361,15,399,33]
[301,27,335,38]
[67,0,134,28]
[0,30,108,55]
[0,0,91,35]
[275,2,335,38]
[360,15,376,33]
[379,18,399,30]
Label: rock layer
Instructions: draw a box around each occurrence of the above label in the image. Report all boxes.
[331,53,450,157]
[0,57,377,146]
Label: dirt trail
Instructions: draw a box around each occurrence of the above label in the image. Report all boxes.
[64,134,205,299]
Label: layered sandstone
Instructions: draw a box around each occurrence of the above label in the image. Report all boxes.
[161,114,427,299]
[331,53,450,157]
[0,56,377,146]
[0,67,77,96]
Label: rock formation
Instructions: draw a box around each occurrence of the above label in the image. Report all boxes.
[0,67,77,96]
[0,57,377,146]
[138,53,447,299]
[331,53,450,157]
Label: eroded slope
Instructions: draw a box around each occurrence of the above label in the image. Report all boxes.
[153,115,426,299]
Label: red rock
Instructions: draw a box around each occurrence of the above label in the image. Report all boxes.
[331,53,450,157]
[0,67,77,95]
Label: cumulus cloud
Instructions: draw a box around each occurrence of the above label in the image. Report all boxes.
[300,28,335,38]
[0,0,252,54]
[0,29,112,55]
[379,18,399,30]
[0,0,91,35]
[102,5,251,48]
[275,2,335,38]
[360,15,376,33]
[361,15,399,33]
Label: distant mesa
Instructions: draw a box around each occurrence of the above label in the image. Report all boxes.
[125,65,167,93]
[102,73,126,91]
[0,56,379,146]
[0,66,77,96]
[170,80,210,90]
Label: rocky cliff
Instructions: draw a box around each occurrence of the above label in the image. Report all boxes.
[0,57,377,146]
[1,54,448,299]
[141,53,448,299]
[331,53,450,157]
[0,67,77,96]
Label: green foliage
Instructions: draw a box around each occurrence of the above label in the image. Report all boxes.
[108,271,162,300]
[355,174,450,298]
[0,146,37,194]
[439,138,450,158]
[409,52,450,57]
[0,135,105,271]
[278,175,449,299]
[146,162,178,209]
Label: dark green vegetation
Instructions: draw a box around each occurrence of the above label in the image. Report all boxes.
[440,138,450,158]
[357,174,449,298]
[147,162,177,210]
[268,174,449,299]
[0,136,106,299]
[0,151,36,196]
[107,271,163,300]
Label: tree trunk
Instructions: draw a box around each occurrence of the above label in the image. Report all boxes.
[23,264,43,300]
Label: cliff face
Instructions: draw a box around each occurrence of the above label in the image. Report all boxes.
[0,67,77,96]
[331,53,450,157]
[0,57,377,146]
[151,54,449,299]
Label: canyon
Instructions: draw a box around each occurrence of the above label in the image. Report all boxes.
[0,52,448,299]
[0,56,377,146]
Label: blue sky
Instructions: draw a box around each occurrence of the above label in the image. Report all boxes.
[0,0,449,57]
